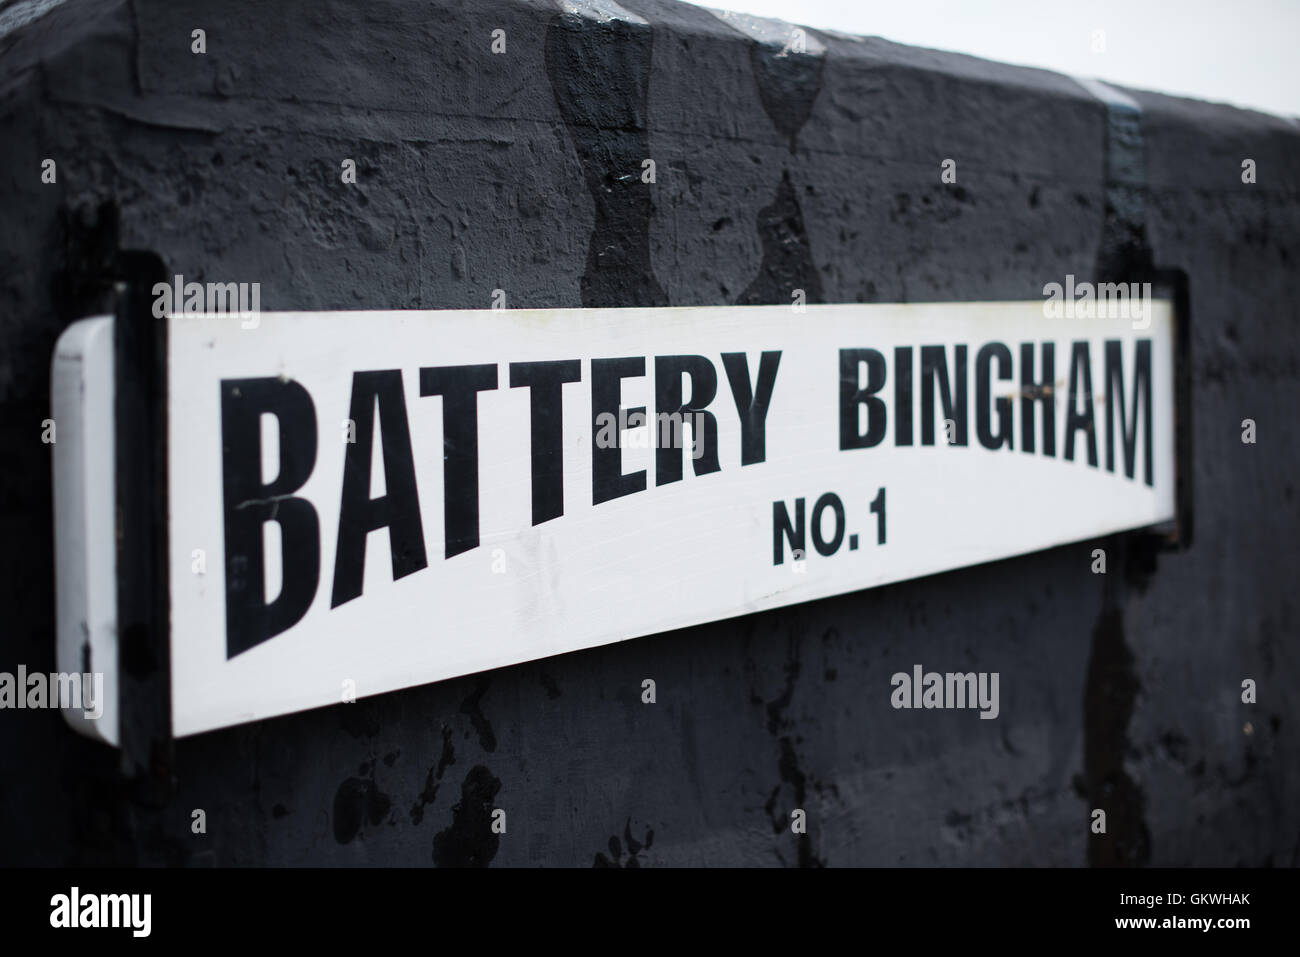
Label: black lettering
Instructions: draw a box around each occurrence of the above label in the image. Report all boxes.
[976,342,1013,450]
[894,346,913,447]
[870,486,886,545]
[811,492,845,556]
[921,345,968,446]
[1020,342,1056,457]
[220,377,320,657]
[839,349,887,450]
[331,371,428,609]
[721,351,781,466]
[1105,339,1154,485]
[419,364,499,557]
[655,355,721,485]
[1063,342,1098,467]
[509,360,581,525]
[773,497,806,565]
[592,357,647,505]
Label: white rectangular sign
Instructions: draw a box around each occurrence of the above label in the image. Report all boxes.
[156,301,1175,736]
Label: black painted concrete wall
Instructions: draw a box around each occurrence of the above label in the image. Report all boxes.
[1,0,1297,866]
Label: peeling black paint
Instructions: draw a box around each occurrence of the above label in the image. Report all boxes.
[735,28,825,306]
[737,170,824,307]
[545,10,668,308]
[53,199,120,323]
[1078,538,1151,866]
[592,818,655,868]
[332,776,392,845]
[1090,87,1154,281]
[410,725,456,825]
[749,37,826,154]
[459,677,497,753]
[432,765,502,868]
[758,632,825,867]
[339,699,384,738]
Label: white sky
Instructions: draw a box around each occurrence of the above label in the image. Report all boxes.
[697,0,1300,118]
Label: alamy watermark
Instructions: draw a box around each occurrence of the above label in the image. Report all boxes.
[152,273,261,328]
[0,666,103,718]
[1042,274,1152,329]
[594,407,708,460]
[50,887,150,937]
[890,664,1000,719]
